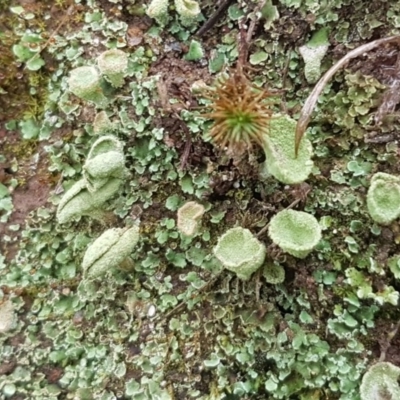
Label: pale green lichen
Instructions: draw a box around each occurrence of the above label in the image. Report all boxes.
[93,111,114,135]
[83,151,125,192]
[261,114,313,184]
[366,172,400,225]
[97,49,128,88]
[82,226,140,278]
[83,135,125,192]
[146,0,200,26]
[56,178,122,224]
[263,261,285,284]
[0,300,15,333]
[146,0,169,25]
[268,209,321,259]
[177,201,205,236]
[299,28,330,84]
[360,362,400,400]
[261,0,279,30]
[86,135,123,158]
[67,66,108,108]
[174,0,201,26]
[185,40,204,61]
[213,227,266,280]
[57,135,126,223]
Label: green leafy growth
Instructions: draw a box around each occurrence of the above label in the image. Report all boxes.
[263,261,285,284]
[262,114,313,184]
[0,180,13,223]
[97,49,128,88]
[82,226,140,278]
[250,51,268,65]
[360,362,400,400]
[213,227,266,280]
[68,66,108,108]
[174,0,201,26]
[185,40,204,61]
[208,52,226,73]
[93,111,114,135]
[19,118,40,139]
[83,135,125,192]
[345,267,399,305]
[56,178,122,224]
[146,0,169,25]
[260,0,279,30]
[366,172,400,225]
[268,209,321,259]
[388,255,400,280]
[177,201,205,236]
[12,32,45,71]
[228,4,244,20]
[307,27,330,48]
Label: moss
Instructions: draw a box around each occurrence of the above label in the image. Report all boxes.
[0,4,50,122]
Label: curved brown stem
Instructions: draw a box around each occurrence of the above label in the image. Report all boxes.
[295,35,400,156]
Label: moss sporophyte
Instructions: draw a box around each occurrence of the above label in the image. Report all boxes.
[200,67,274,154]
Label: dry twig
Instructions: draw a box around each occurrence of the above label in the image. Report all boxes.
[295,35,400,156]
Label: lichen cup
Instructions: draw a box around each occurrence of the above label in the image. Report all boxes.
[97,49,128,88]
[360,362,400,400]
[268,209,321,259]
[82,226,140,279]
[68,66,108,108]
[213,227,266,280]
[366,172,400,225]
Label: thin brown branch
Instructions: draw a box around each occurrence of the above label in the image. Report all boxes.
[154,271,224,324]
[295,35,400,156]
[256,198,302,238]
[379,320,400,362]
[24,5,76,70]
[179,119,192,171]
[195,0,235,37]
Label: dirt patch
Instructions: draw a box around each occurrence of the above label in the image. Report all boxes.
[0,128,55,262]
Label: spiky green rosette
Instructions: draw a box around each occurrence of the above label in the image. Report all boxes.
[202,68,273,155]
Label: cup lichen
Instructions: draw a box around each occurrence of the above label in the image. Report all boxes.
[83,135,126,193]
[56,178,122,224]
[97,49,128,88]
[213,227,266,280]
[68,66,108,108]
[177,201,205,237]
[261,114,314,184]
[82,226,140,279]
[360,362,400,400]
[268,209,321,259]
[366,172,400,225]
[57,135,126,224]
